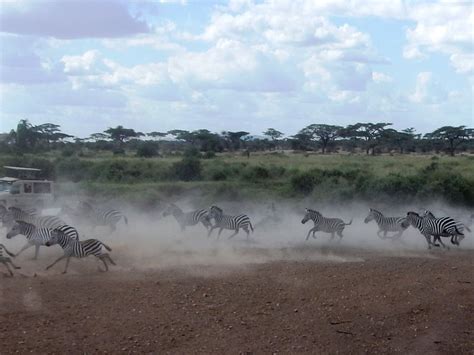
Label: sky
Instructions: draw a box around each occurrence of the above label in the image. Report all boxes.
[0,0,472,138]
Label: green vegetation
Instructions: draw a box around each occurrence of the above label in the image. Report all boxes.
[0,152,473,206]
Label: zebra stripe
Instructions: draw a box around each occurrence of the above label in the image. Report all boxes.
[302,209,352,241]
[6,221,79,259]
[422,210,467,246]
[79,202,128,232]
[406,211,463,249]
[0,243,21,276]
[8,206,67,229]
[364,208,409,240]
[45,230,115,273]
[207,205,254,239]
[162,204,211,231]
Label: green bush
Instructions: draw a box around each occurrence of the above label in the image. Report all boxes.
[171,157,202,181]
[241,165,270,182]
[136,142,159,158]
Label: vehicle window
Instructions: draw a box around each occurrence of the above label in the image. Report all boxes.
[10,184,20,194]
[33,182,51,194]
[24,183,33,193]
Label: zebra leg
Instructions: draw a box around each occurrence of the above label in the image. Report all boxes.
[437,238,449,250]
[46,255,67,270]
[104,254,116,265]
[33,245,40,260]
[306,228,316,240]
[377,229,384,239]
[62,257,71,274]
[217,228,225,239]
[208,226,217,237]
[2,261,13,277]
[97,256,109,272]
[7,258,21,269]
[423,234,432,249]
[228,229,239,239]
[337,231,343,240]
[382,231,388,239]
[16,242,33,257]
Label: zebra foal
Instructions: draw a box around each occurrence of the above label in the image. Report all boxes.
[207,205,254,239]
[302,209,352,241]
[78,202,128,232]
[364,208,409,240]
[45,230,115,274]
[162,204,211,231]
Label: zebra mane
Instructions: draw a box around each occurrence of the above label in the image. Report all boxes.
[15,220,36,229]
[370,208,383,215]
[407,211,420,217]
[306,208,321,215]
[211,205,223,213]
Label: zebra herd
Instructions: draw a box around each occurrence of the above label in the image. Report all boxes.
[0,202,126,276]
[0,201,472,277]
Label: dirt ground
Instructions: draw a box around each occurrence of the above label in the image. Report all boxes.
[0,247,473,354]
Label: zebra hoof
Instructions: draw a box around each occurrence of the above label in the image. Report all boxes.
[14,266,21,269]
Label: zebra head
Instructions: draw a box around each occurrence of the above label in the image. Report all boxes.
[45,229,61,247]
[209,206,223,219]
[406,211,422,228]
[302,209,319,224]
[421,210,436,219]
[364,208,378,224]
[6,221,34,239]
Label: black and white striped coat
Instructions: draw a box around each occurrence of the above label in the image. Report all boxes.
[302,209,352,241]
[207,205,254,239]
[8,206,67,230]
[6,221,79,260]
[422,210,469,246]
[78,202,128,232]
[45,230,115,273]
[0,243,21,276]
[364,208,409,239]
[406,211,464,249]
[162,204,211,231]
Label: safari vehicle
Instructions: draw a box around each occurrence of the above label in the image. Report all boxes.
[0,166,55,210]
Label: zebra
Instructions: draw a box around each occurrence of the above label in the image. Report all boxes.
[6,221,79,260]
[0,244,21,277]
[301,209,352,241]
[8,206,67,230]
[364,208,409,240]
[44,230,115,274]
[162,204,211,231]
[207,205,254,239]
[422,210,470,246]
[406,211,464,249]
[78,201,128,232]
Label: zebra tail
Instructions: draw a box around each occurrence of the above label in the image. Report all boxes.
[249,221,254,232]
[345,219,353,226]
[101,242,112,252]
[465,225,471,233]
[454,225,464,236]
[123,215,128,225]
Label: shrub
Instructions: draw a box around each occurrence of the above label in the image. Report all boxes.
[113,147,126,156]
[183,147,201,158]
[171,157,202,181]
[136,142,159,158]
[241,166,270,182]
[202,151,216,159]
[291,172,316,194]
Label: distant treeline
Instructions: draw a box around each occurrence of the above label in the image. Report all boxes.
[0,119,473,157]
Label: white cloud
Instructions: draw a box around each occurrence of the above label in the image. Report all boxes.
[372,72,393,83]
[410,71,448,104]
[61,50,100,75]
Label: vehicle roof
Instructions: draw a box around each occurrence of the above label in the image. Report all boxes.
[3,166,41,172]
[0,177,19,182]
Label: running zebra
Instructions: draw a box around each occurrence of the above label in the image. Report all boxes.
[364,208,409,240]
[422,210,469,246]
[162,204,211,231]
[6,221,79,260]
[8,206,66,229]
[78,201,128,232]
[406,211,464,249]
[207,205,254,239]
[45,230,115,274]
[0,244,21,277]
[302,209,352,241]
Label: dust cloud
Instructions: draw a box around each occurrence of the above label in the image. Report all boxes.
[1,193,473,278]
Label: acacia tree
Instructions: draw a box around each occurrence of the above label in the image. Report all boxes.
[300,124,343,154]
[222,131,249,150]
[263,128,284,150]
[381,128,418,154]
[341,122,392,155]
[104,126,143,145]
[425,126,474,156]
[147,131,168,140]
